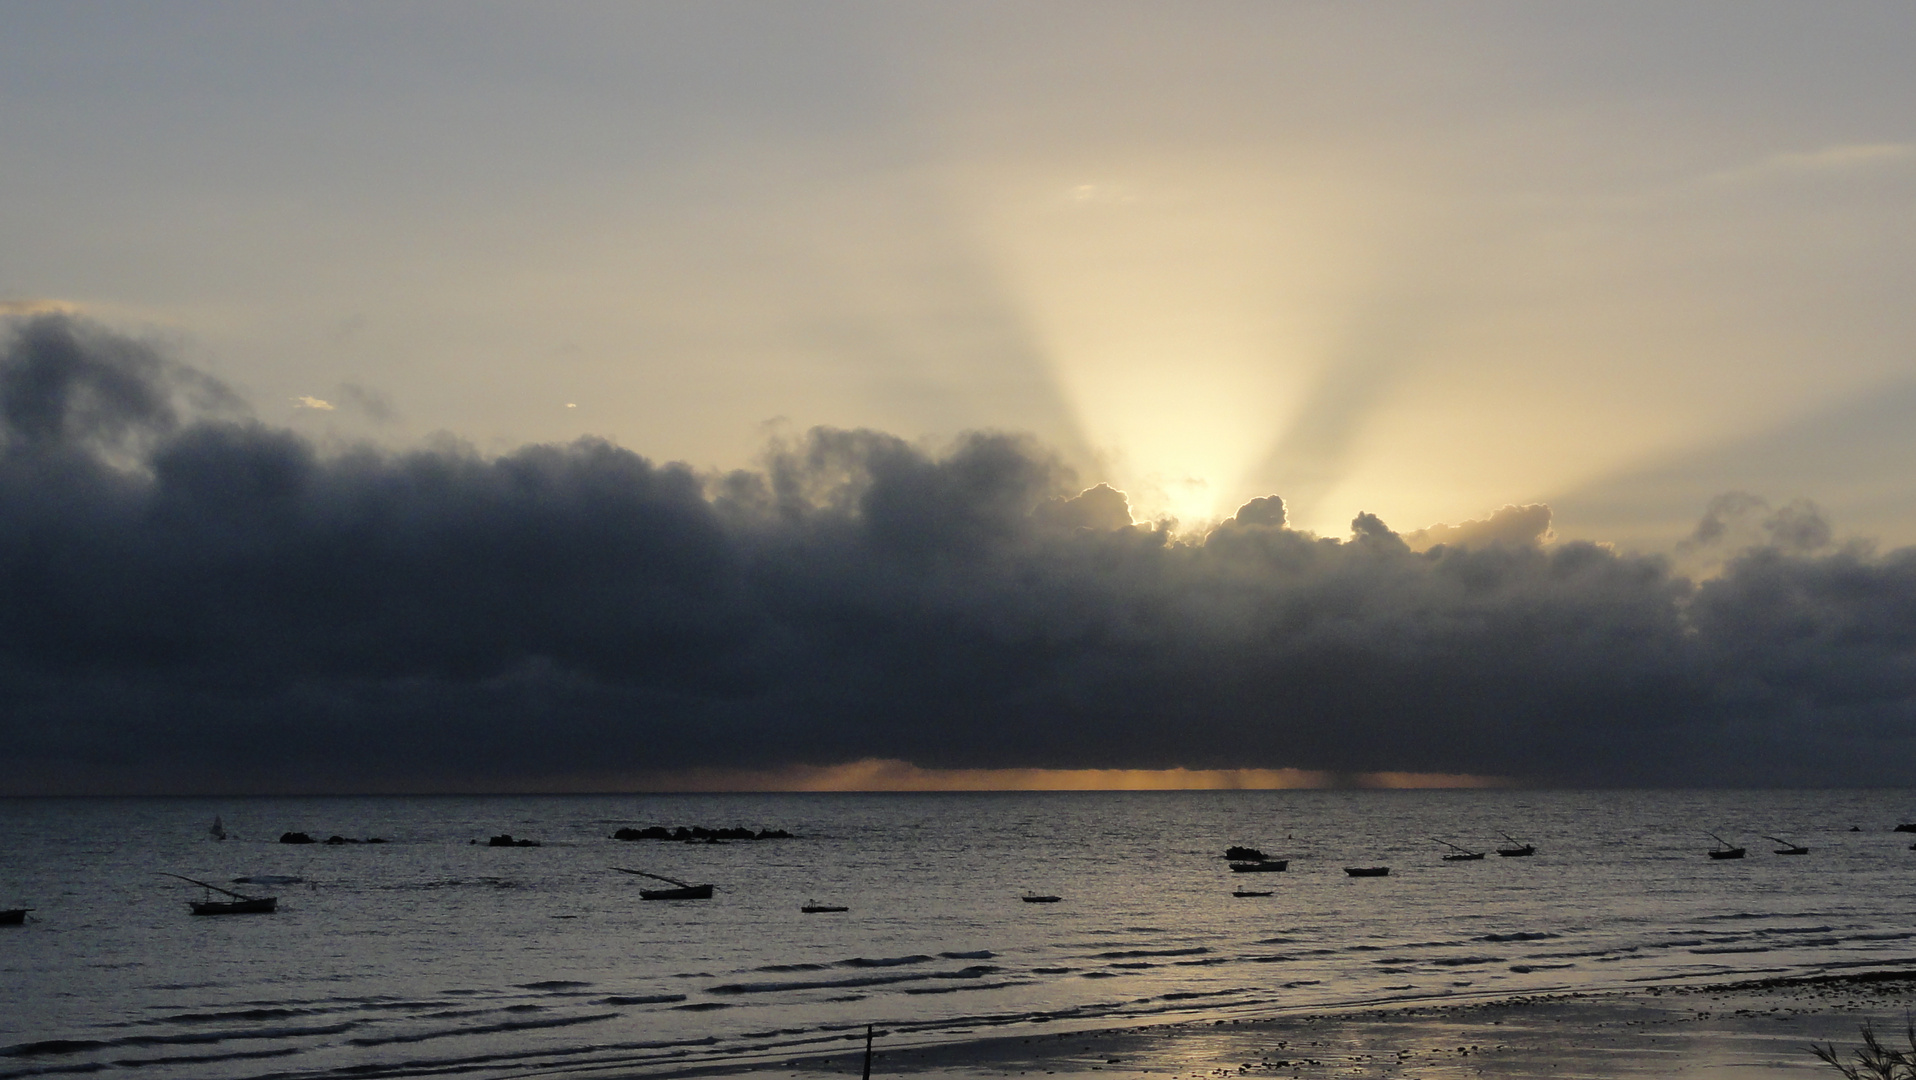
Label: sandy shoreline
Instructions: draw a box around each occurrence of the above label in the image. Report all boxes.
[696,967,1916,1080]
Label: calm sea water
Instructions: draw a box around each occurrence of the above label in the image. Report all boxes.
[4,790,1915,1079]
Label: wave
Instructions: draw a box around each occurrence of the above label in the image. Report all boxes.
[707,966,998,995]
[347,1011,620,1047]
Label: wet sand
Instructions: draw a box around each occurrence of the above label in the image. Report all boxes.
[744,968,1916,1079]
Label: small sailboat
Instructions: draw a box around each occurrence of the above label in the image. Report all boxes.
[801,900,849,913]
[610,867,714,900]
[1021,893,1063,903]
[1344,866,1390,877]
[1496,833,1536,857]
[209,816,227,841]
[1434,838,1485,861]
[160,873,277,915]
[0,909,30,925]
[1764,835,1809,855]
[1706,833,1746,859]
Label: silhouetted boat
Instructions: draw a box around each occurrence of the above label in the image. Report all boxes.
[1231,889,1272,897]
[1707,833,1746,859]
[1764,835,1808,855]
[801,901,849,913]
[1344,866,1390,877]
[161,873,277,915]
[611,866,714,900]
[1228,859,1288,872]
[1434,838,1485,861]
[209,816,226,841]
[0,909,29,925]
[1021,893,1062,903]
[1496,833,1535,857]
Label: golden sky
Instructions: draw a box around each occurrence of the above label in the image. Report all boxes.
[4,4,1915,546]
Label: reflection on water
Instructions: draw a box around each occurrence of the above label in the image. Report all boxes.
[2,789,1912,1078]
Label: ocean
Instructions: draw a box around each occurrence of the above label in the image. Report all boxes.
[4,789,1915,1079]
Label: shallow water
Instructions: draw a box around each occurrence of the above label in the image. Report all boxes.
[3,790,1914,1079]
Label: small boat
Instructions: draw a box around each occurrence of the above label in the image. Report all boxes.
[641,884,715,900]
[1344,866,1390,877]
[610,866,714,900]
[1707,833,1746,860]
[1231,889,1272,898]
[1434,838,1485,861]
[0,909,29,925]
[161,873,277,915]
[1223,846,1270,861]
[1021,893,1063,903]
[1228,859,1288,872]
[193,896,278,915]
[801,901,849,913]
[1496,833,1535,857]
[1764,835,1808,855]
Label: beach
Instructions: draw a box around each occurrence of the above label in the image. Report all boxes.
[766,970,1916,1080]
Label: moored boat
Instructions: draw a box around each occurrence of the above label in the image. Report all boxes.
[801,901,849,913]
[161,873,277,915]
[1021,893,1063,903]
[0,908,29,925]
[1434,838,1485,861]
[1231,889,1272,897]
[611,866,714,900]
[1707,833,1746,859]
[1228,859,1288,872]
[1764,835,1808,855]
[641,883,715,900]
[1496,833,1536,857]
[191,896,277,915]
[1344,866,1390,877]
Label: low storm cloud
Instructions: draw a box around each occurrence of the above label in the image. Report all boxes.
[3,315,1913,793]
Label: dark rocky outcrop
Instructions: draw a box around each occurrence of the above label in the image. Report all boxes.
[484,834,540,847]
[279,832,316,844]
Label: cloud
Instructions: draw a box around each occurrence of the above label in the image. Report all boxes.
[1402,504,1553,552]
[4,315,1916,792]
[293,396,336,410]
[1700,143,1916,188]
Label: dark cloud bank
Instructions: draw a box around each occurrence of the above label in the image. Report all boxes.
[3,315,1914,793]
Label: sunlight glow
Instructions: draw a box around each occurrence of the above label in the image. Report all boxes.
[617,760,1513,792]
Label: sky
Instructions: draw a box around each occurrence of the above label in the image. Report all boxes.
[3,4,1916,792]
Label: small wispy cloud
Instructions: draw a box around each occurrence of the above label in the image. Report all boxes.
[1703,142,1916,186]
[292,395,335,411]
